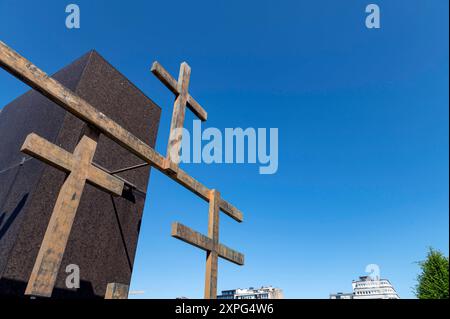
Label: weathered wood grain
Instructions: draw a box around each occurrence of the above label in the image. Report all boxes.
[218,197,244,223]
[171,222,244,266]
[171,222,214,251]
[218,244,245,266]
[204,190,220,299]
[165,62,190,165]
[21,133,74,173]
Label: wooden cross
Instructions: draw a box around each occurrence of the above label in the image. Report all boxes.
[20,130,124,297]
[151,61,207,174]
[171,190,244,299]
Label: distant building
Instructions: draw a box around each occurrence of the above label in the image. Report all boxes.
[330,276,400,299]
[329,292,354,299]
[218,286,284,299]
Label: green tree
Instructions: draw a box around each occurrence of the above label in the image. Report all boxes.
[415,248,449,299]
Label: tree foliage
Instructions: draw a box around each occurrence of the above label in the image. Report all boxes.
[415,248,449,299]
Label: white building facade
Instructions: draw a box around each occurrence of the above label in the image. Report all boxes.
[352,276,399,299]
[217,286,284,299]
[330,276,400,299]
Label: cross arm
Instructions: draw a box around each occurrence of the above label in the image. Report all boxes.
[171,222,213,251]
[151,61,208,121]
[218,197,243,223]
[21,133,74,173]
[88,165,124,196]
[171,222,244,266]
[218,243,245,266]
[20,133,124,196]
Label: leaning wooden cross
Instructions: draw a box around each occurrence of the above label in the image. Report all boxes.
[21,130,124,297]
[0,41,244,299]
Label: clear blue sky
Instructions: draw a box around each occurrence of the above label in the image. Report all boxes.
[0,0,448,299]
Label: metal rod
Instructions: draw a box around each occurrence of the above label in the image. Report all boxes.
[91,162,147,196]
[109,162,149,174]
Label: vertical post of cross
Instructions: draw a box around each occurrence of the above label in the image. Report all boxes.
[205,189,220,299]
[167,62,190,167]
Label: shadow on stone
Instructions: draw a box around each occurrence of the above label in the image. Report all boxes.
[0,277,100,299]
[0,194,29,241]
[110,195,133,272]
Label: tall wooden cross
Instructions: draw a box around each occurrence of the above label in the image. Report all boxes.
[151,61,207,174]
[20,130,124,297]
[151,62,245,298]
[171,190,244,299]
[0,41,244,299]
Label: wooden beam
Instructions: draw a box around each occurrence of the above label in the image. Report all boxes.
[204,190,220,299]
[171,222,213,252]
[166,62,190,165]
[205,250,218,299]
[21,133,74,173]
[151,61,207,121]
[218,197,243,223]
[0,41,242,222]
[88,165,124,196]
[105,283,129,299]
[171,222,244,266]
[207,190,220,246]
[218,244,245,266]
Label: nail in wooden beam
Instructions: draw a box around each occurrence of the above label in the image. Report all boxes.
[22,132,124,297]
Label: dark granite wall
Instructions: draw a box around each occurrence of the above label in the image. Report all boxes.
[0,51,161,298]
